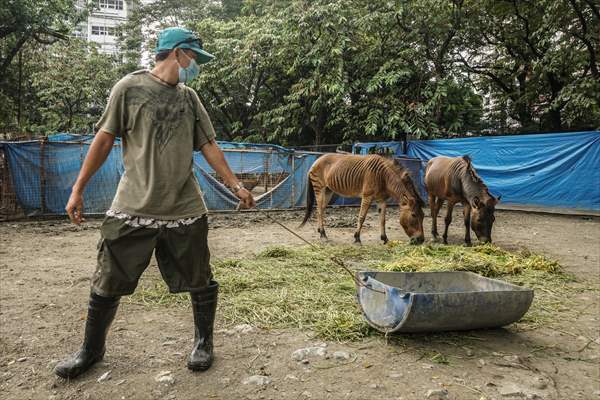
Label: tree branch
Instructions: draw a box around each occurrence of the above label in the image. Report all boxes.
[0,33,29,77]
[568,0,599,77]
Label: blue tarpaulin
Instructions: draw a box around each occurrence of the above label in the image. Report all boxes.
[354,131,600,211]
[1,135,321,215]
[5,131,596,215]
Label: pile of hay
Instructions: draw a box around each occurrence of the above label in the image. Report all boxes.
[131,242,571,341]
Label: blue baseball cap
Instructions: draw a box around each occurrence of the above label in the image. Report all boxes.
[155,27,215,64]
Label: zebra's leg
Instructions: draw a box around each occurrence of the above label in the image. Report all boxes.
[354,195,373,244]
[429,194,440,239]
[442,200,456,245]
[463,203,472,246]
[435,198,445,241]
[317,189,334,240]
[377,200,388,244]
[313,187,325,239]
[429,196,444,240]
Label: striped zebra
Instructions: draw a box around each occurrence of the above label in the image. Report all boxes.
[300,154,425,244]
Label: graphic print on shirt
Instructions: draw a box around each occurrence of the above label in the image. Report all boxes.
[127,86,187,153]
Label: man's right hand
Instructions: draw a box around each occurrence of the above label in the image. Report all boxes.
[63,131,115,225]
[236,187,256,209]
[66,191,85,224]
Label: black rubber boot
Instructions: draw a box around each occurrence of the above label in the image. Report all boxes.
[54,292,120,379]
[188,281,219,371]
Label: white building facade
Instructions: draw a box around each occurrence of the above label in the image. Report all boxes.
[74,0,134,55]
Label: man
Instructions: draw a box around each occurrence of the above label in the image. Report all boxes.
[54,27,255,379]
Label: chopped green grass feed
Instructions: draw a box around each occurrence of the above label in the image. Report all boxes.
[130,242,574,341]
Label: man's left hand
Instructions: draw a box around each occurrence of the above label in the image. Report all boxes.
[236,188,256,209]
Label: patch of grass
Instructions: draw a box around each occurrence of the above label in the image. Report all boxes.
[129,242,573,341]
[430,352,451,365]
[379,242,561,276]
[258,246,295,258]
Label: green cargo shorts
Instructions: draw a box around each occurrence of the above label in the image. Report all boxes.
[91,215,212,297]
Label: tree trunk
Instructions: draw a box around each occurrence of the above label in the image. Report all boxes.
[514,71,534,131]
[546,108,562,131]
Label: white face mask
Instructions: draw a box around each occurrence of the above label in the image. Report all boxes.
[177,50,200,83]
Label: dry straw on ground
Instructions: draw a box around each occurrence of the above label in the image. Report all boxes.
[130,242,572,341]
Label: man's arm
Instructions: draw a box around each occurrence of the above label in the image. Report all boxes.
[65,131,116,224]
[200,140,256,209]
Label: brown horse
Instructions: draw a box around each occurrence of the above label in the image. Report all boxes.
[300,154,425,244]
[425,155,500,244]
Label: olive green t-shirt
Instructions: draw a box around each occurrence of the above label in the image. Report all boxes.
[95,70,215,219]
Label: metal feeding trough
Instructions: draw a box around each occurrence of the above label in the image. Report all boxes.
[356,271,534,333]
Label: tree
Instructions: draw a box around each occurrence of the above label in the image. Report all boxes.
[189,15,287,142]
[0,0,85,78]
[30,39,121,134]
[260,0,356,145]
[456,0,599,132]
[3,0,597,140]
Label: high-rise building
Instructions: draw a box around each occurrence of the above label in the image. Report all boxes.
[74,0,135,55]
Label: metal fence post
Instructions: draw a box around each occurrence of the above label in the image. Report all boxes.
[40,138,48,214]
[291,153,295,208]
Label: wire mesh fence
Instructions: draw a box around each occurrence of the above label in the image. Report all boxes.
[0,147,23,218]
[0,136,427,220]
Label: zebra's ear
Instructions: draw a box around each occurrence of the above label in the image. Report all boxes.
[400,171,412,184]
[462,155,472,165]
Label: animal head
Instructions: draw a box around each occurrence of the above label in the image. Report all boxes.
[398,172,425,245]
[470,194,500,243]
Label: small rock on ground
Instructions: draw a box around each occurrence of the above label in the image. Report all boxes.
[97,370,111,383]
[426,388,448,400]
[333,351,351,361]
[502,355,521,363]
[291,346,327,361]
[225,324,254,335]
[154,370,175,385]
[242,375,272,386]
[498,382,527,397]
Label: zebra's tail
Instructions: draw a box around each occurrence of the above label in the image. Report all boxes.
[300,176,315,227]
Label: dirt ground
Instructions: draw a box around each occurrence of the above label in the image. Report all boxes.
[1,207,599,400]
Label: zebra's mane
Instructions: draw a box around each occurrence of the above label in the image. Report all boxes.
[386,158,425,206]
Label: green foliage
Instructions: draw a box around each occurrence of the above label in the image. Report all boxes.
[0,0,85,75]
[0,0,88,136]
[1,0,598,139]
[458,0,600,132]
[130,242,572,341]
[30,40,122,134]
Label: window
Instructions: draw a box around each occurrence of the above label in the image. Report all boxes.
[91,25,116,36]
[95,0,123,10]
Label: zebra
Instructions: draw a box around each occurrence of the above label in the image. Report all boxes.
[300,153,425,244]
